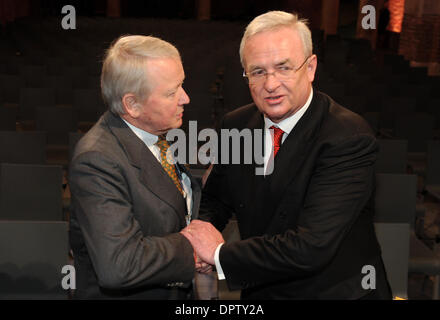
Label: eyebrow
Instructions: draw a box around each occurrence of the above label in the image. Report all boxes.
[166,80,184,94]
[275,59,291,66]
[248,59,292,71]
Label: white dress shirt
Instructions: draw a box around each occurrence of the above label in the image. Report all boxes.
[122,118,193,224]
[214,88,314,280]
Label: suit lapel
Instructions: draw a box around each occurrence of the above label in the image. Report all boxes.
[233,108,268,237]
[244,109,265,181]
[263,92,327,218]
[103,112,187,226]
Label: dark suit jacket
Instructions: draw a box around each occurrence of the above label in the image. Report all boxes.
[69,111,201,299]
[200,90,392,299]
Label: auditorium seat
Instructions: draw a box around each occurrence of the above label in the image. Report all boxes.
[374,173,417,299]
[376,140,408,174]
[394,112,435,153]
[384,53,410,75]
[73,89,103,123]
[19,87,56,121]
[344,74,370,96]
[0,131,46,164]
[0,221,69,299]
[364,84,387,112]
[0,75,25,107]
[86,62,102,77]
[183,92,216,130]
[0,106,17,131]
[409,233,440,300]
[362,112,380,133]
[63,66,88,89]
[0,56,25,75]
[374,222,410,299]
[337,95,366,115]
[427,99,440,130]
[346,38,373,64]
[374,173,440,299]
[44,57,62,75]
[382,97,417,114]
[318,82,345,103]
[380,97,417,132]
[0,163,63,220]
[87,75,100,90]
[19,65,47,88]
[44,75,74,106]
[425,141,440,201]
[35,106,78,146]
[408,67,429,85]
[222,62,252,111]
[374,173,417,225]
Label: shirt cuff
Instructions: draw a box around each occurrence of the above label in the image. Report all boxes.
[214,243,225,280]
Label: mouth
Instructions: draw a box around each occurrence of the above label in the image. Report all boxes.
[264,95,284,105]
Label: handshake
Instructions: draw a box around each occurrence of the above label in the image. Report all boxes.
[180,220,225,274]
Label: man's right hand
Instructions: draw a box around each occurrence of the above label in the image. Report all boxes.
[181,220,224,265]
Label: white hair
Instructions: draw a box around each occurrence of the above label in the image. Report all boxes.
[239,11,313,67]
[101,35,181,114]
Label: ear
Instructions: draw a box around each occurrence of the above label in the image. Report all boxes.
[122,93,141,118]
[306,54,317,83]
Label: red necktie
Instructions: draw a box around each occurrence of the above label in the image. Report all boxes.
[270,126,284,157]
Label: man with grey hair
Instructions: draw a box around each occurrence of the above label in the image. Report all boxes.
[69,35,202,299]
[182,11,392,299]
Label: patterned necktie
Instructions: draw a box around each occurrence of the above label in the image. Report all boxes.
[270,126,284,158]
[156,135,184,196]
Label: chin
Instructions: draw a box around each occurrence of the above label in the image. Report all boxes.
[265,110,286,122]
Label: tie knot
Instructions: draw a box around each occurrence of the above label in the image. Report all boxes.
[270,126,284,142]
[270,126,284,157]
[156,135,170,151]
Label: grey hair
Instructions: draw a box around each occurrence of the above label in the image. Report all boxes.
[101,35,181,114]
[239,11,313,68]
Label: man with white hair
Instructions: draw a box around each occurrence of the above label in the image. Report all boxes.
[69,35,201,299]
[182,11,392,299]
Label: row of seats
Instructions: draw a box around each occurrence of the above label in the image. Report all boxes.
[1,131,439,221]
[0,85,104,122]
[1,170,429,299]
[373,173,440,300]
[1,16,439,299]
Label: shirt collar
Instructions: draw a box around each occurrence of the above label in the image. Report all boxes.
[264,87,313,134]
[121,118,159,147]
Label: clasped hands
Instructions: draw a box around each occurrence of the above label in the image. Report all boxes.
[180,220,225,274]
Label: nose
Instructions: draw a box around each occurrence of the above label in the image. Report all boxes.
[263,73,281,93]
[179,88,190,105]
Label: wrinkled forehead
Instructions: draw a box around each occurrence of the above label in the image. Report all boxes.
[243,27,305,69]
[143,57,185,92]
[146,57,184,79]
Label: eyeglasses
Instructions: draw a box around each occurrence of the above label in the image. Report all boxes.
[243,55,312,85]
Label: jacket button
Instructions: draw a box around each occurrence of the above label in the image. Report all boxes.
[239,203,244,208]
